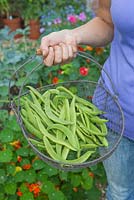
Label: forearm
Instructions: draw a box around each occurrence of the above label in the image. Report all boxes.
[71,17,114,47]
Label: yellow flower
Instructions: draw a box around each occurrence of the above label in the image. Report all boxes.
[13,166,22,175]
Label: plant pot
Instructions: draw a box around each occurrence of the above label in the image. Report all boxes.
[29,19,40,40]
[3,17,22,39]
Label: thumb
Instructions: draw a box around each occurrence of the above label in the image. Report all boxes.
[40,37,50,57]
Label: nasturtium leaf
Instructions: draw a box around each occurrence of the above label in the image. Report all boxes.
[81,176,93,190]
[36,169,48,182]
[6,117,20,132]
[71,174,81,187]
[20,183,29,193]
[0,110,8,121]
[32,159,45,170]
[6,164,16,175]
[4,183,17,195]
[0,149,13,162]
[16,147,29,157]
[48,190,66,200]
[42,181,55,193]
[43,164,58,177]
[20,192,34,200]
[0,129,14,143]
[14,171,25,182]
[59,171,68,181]
[6,195,17,200]
[84,185,101,200]
[0,169,6,183]
[82,168,89,179]
[0,86,8,96]
[24,169,36,183]
[20,158,30,166]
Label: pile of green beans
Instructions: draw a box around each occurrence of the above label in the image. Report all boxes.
[20,85,108,164]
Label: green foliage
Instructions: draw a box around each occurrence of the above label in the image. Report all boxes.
[0,2,109,199]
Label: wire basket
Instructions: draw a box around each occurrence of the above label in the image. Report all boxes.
[9,51,124,171]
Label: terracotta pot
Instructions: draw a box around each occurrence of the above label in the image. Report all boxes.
[29,19,40,40]
[3,17,22,39]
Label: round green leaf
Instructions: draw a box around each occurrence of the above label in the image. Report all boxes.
[32,159,45,170]
[0,129,14,143]
[6,165,16,175]
[20,192,34,200]
[0,169,6,184]
[0,149,13,162]
[24,169,36,183]
[16,148,29,157]
[4,183,17,195]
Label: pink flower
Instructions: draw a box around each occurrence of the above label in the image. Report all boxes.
[78,12,87,21]
[67,14,77,24]
[53,18,62,24]
[79,67,89,76]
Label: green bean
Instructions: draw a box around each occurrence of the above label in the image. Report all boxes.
[90,116,108,124]
[75,95,102,113]
[27,86,46,104]
[62,150,95,164]
[76,103,101,116]
[45,93,73,125]
[28,138,45,148]
[80,142,98,149]
[42,88,59,98]
[78,121,106,136]
[29,102,53,127]
[95,135,108,147]
[50,100,60,114]
[96,123,108,135]
[57,86,74,97]
[43,135,63,162]
[76,127,86,142]
[47,124,78,149]
[22,102,39,128]
[29,90,41,107]
[55,104,66,155]
[64,98,70,121]
[21,115,43,139]
[69,96,80,150]
[61,146,70,160]
[83,113,90,128]
[36,116,77,151]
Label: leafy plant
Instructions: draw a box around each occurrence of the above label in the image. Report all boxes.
[0,2,109,199]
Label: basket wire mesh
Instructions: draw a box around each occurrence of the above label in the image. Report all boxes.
[9,51,124,171]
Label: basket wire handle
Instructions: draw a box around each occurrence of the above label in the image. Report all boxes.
[9,48,117,117]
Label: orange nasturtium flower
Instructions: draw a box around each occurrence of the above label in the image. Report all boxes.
[95,47,104,55]
[10,140,21,149]
[52,77,59,84]
[88,172,94,178]
[17,189,23,197]
[84,45,93,51]
[27,183,41,197]
[73,187,78,192]
[22,164,31,170]
[17,155,22,163]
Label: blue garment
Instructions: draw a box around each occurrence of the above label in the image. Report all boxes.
[102,0,134,140]
[101,130,134,200]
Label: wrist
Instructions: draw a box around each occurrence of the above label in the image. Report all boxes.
[70,28,81,45]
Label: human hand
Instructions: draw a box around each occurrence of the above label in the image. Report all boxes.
[40,29,78,66]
